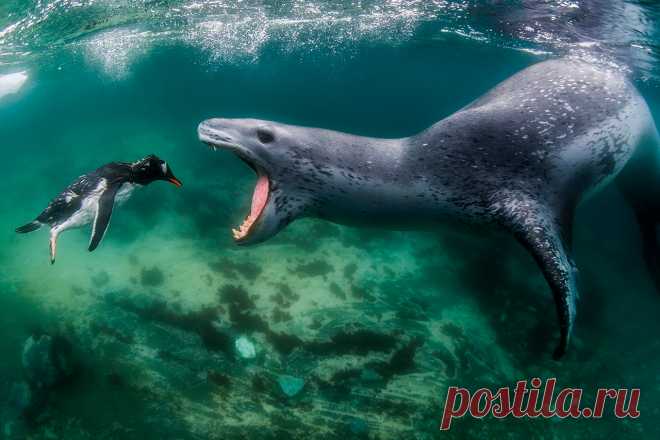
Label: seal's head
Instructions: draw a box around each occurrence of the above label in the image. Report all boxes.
[198,118,315,245]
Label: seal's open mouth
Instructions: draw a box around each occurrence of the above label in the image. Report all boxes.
[232,171,269,241]
[199,130,270,242]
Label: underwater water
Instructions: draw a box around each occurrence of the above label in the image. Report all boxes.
[1,0,660,438]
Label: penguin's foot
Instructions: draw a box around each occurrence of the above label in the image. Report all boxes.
[49,235,57,265]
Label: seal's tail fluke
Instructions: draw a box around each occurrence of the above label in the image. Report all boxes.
[15,221,41,234]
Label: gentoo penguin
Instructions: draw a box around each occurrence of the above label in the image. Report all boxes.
[16,154,182,264]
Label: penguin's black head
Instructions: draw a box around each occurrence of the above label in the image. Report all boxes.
[131,154,182,187]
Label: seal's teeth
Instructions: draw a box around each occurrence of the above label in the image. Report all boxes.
[232,217,254,240]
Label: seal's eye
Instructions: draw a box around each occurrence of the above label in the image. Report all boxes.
[257,128,274,144]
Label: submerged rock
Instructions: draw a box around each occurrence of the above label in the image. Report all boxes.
[277,375,304,397]
[359,368,383,382]
[6,379,48,423]
[235,336,256,359]
[209,258,262,280]
[21,334,75,389]
[112,295,233,353]
[7,382,32,415]
[91,271,110,287]
[5,333,77,426]
[291,260,334,278]
[3,419,27,440]
[140,266,165,286]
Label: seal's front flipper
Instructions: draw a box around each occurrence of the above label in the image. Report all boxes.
[494,192,578,360]
[89,184,120,252]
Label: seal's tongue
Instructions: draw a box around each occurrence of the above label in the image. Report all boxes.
[232,174,269,241]
[251,174,269,218]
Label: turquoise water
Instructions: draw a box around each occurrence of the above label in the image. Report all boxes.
[1,1,660,438]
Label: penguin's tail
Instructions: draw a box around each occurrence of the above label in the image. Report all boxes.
[15,221,42,234]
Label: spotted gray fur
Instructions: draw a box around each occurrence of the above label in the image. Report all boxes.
[198,58,659,359]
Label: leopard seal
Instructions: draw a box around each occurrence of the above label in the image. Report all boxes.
[198,58,659,359]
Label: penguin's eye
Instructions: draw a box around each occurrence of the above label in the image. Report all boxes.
[160,162,168,174]
[257,128,274,144]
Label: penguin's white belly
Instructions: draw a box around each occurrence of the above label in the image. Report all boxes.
[52,180,141,237]
[54,180,106,233]
[115,183,140,206]
[62,200,96,231]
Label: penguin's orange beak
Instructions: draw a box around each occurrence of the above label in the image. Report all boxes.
[168,177,183,187]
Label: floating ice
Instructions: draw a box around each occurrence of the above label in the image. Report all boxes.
[235,336,256,359]
[0,71,27,100]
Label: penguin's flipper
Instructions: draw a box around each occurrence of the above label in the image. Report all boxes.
[89,184,120,252]
[493,191,578,360]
